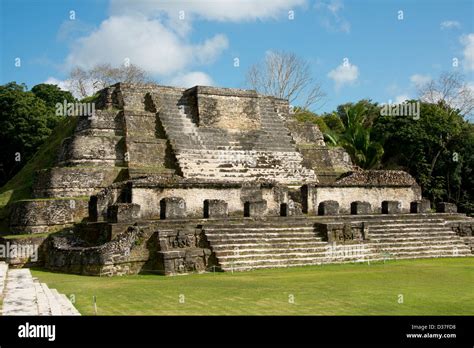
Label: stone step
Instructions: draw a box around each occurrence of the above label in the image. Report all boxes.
[371,243,471,253]
[0,265,80,316]
[369,224,447,230]
[40,283,63,315]
[218,249,471,268]
[33,280,51,315]
[220,254,471,272]
[210,240,327,249]
[50,288,80,316]
[207,236,325,244]
[368,219,446,225]
[369,231,456,239]
[215,247,332,258]
[2,269,39,315]
[370,238,468,246]
[0,261,8,295]
[204,227,315,233]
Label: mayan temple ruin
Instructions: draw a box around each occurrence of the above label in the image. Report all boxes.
[4,83,474,276]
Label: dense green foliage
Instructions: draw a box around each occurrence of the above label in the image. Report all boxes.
[0,82,75,187]
[31,83,75,109]
[31,258,474,315]
[0,116,78,233]
[293,99,473,214]
[373,102,473,213]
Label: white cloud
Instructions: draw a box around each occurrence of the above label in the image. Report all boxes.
[394,95,410,104]
[315,0,350,33]
[168,71,214,87]
[64,15,228,76]
[44,77,97,99]
[440,20,460,30]
[410,74,431,86]
[109,0,307,22]
[460,33,474,71]
[327,61,359,90]
[44,77,71,91]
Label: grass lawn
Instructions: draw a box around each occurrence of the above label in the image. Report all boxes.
[31,258,474,316]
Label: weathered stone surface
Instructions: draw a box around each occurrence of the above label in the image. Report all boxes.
[9,199,88,234]
[57,134,125,166]
[410,199,431,213]
[382,200,401,214]
[314,186,419,214]
[244,200,267,217]
[8,81,461,277]
[107,203,140,223]
[315,222,365,244]
[160,197,186,219]
[287,120,325,145]
[203,199,228,218]
[351,201,371,215]
[437,202,457,213]
[280,200,302,216]
[336,170,418,186]
[33,167,121,198]
[318,200,339,216]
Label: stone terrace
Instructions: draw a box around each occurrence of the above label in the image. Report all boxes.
[0,262,80,316]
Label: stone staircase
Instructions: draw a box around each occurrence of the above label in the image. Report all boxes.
[151,93,316,184]
[0,263,80,316]
[202,216,473,272]
[367,217,471,260]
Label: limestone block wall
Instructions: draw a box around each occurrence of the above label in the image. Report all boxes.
[313,185,421,214]
[33,167,123,198]
[191,86,261,131]
[9,199,88,234]
[131,185,283,219]
[57,135,125,166]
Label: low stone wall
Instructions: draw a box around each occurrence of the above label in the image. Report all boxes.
[33,167,122,198]
[9,199,88,234]
[0,235,49,267]
[313,185,421,214]
[315,222,368,244]
[57,134,125,166]
[131,184,283,219]
[43,222,215,276]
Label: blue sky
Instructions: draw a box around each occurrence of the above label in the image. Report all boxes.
[1,0,473,114]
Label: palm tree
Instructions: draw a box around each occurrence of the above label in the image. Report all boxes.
[324,104,384,169]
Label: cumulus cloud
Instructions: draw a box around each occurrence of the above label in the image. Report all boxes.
[62,0,308,89]
[168,71,214,87]
[64,16,228,76]
[410,74,431,86]
[460,33,474,71]
[44,77,71,91]
[327,61,359,90]
[440,20,460,30]
[394,95,410,104]
[108,0,307,22]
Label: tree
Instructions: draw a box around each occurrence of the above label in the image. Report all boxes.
[0,82,61,186]
[373,102,468,209]
[69,63,152,98]
[333,103,384,169]
[417,71,474,118]
[31,83,75,108]
[246,51,325,111]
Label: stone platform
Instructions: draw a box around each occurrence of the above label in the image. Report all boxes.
[0,262,80,315]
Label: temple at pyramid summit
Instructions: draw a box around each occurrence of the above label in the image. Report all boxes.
[4,83,474,275]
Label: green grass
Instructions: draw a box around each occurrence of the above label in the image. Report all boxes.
[31,258,474,315]
[0,116,78,234]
